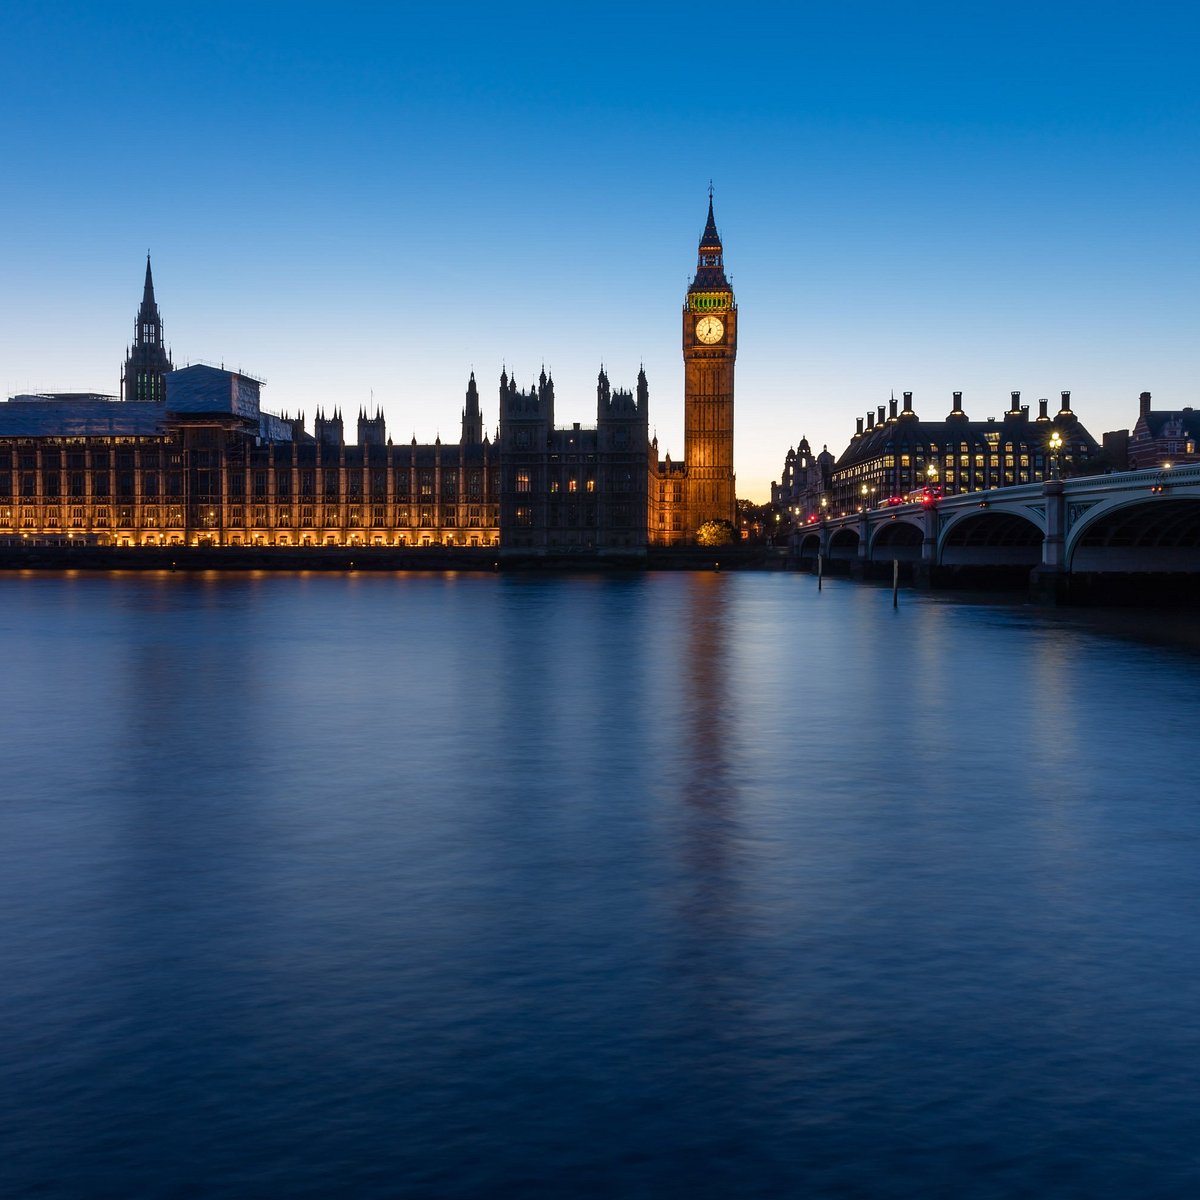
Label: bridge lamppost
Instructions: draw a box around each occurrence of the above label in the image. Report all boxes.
[1048,430,1063,480]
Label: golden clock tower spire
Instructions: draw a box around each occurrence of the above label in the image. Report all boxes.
[683,192,736,534]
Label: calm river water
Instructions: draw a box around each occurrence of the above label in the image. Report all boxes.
[2,570,1199,1198]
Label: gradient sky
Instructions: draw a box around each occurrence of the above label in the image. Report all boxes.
[2,2,1197,500]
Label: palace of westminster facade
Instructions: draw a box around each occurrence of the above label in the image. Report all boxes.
[0,202,739,552]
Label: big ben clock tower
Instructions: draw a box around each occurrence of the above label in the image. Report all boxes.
[683,190,736,533]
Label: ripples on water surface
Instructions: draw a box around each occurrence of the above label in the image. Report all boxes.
[2,571,1199,1198]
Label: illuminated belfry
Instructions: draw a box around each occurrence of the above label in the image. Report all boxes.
[682,191,737,532]
[121,254,173,402]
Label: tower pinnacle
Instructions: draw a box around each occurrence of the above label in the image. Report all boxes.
[122,253,173,402]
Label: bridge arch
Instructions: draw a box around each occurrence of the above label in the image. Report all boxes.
[1068,496,1200,572]
[797,529,822,565]
[827,526,860,561]
[938,506,1044,568]
[868,517,923,562]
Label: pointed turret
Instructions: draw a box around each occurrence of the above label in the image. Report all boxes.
[690,190,730,292]
[140,254,157,319]
[122,252,173,402]
[462,371,483,445]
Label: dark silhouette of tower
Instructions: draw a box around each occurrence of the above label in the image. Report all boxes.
[358,406,387,446]
[315,407,344,447]
[122,254,173,402]
[462,371,483,445]
[683,192,737,531]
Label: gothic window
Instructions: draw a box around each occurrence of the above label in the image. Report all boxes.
[516,471,530,493]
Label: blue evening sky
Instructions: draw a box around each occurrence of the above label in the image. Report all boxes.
[2,1,1197,499]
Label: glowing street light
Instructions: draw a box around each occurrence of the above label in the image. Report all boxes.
[1048,430,1063,479]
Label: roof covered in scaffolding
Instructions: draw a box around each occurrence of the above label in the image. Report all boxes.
[0,397,168,438]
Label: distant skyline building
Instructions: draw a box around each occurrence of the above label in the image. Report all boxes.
[647,194,739,544]
[1128,391,1200,470]
[682,192,737,530]
[2,199,741,551]
[775,390,1102,523]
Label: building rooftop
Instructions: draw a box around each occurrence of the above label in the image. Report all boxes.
[0,398,167,438]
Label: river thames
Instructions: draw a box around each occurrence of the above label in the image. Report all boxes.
[2,570,1198,1197]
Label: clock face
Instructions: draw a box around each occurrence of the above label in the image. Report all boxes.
[695,315,724,344]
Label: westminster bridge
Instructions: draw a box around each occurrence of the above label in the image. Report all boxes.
[792,464,1200,600]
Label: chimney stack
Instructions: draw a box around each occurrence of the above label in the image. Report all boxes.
[902,391,915,416]
[1059,390,1073,416]
[1009,391,1021,415]
[856,417,864,436]
[1140,391,1152,417]
[1038,399,1049,421]
[889,396,898,420]
[877,405,886,425]
[866,411,875,430]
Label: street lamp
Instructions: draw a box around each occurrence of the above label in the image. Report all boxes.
[860,482,869,512]
[1048,431,1063,480]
